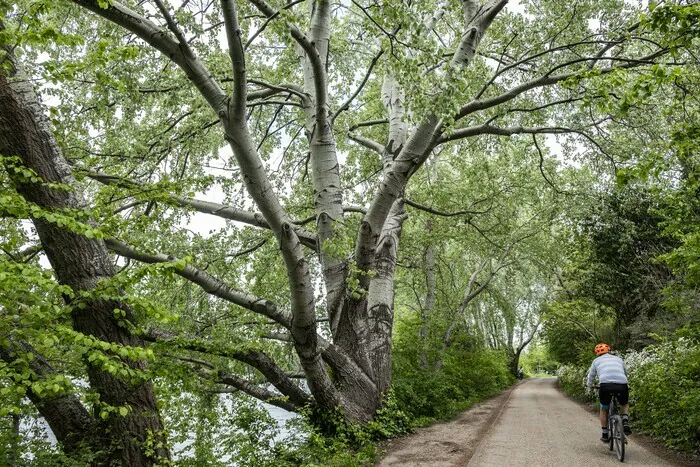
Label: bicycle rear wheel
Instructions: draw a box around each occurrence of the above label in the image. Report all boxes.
[608,418,614,451]
[613,415,625,462]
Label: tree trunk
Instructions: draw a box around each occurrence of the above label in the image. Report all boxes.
[510,348,523,377]
[0,49,169,465]
[0,340,97,456]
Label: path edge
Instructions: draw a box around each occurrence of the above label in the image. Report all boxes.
[458,379,526,467]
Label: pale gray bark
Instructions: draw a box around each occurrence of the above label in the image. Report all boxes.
[294,0,347,336]
[380,75,408,171]
[366,200,406,393]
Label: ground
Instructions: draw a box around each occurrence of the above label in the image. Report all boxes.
[378,378,689,467]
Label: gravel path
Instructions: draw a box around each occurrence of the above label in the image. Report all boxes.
[467,377,676,467]
[377,389,513,466]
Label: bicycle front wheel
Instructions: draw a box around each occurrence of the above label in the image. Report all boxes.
[613,416,625,462]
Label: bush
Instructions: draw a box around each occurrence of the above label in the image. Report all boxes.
[272,394,411,467]
[392,342,513,422]
[556,364,596,404]
[626,339,700,452]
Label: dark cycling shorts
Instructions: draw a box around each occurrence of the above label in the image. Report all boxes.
[599,383,629,408]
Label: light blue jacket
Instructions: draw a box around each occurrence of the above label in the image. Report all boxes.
[587,353,628,386]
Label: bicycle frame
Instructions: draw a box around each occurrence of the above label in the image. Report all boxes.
[607,395,626,462]
[593,385,627,462]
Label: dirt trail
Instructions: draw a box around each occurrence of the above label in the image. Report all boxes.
[377,388,514,467]
[378,378,680,467]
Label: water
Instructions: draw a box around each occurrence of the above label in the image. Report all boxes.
[20,395,302,464]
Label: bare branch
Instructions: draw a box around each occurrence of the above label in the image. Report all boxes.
[332,49,384,122]
[404,198,490,217]
[348,133,385,155]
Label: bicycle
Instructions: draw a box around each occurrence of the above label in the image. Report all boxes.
[593,385,627,462]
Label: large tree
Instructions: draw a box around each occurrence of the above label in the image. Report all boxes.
[0,21,169,465]
[1,0,695,453]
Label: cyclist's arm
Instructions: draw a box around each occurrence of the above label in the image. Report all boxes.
[586,361,597,387]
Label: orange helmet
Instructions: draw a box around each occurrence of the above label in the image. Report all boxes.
[594,343,611,356]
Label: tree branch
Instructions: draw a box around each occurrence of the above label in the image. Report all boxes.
[332,49,384,122]
[0,339,97,453]
[216,370,300,412]
[404,198,490,217]
[220,0,247,117]
[348,119,389,131]
[348,133,385,155]
[72,0,227,113]
[145,328,310,407]
[249,0,328,130]
[455,48,670,122]
[85,171,318,249]
[248,79,308,103]
[244,0,305,50]
[105,238,292,328]
[438,123,581,144]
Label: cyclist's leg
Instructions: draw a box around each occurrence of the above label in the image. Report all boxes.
[617,384,632,435]
[599,384,613,441]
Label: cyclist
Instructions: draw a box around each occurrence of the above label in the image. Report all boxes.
[586,343,632,442]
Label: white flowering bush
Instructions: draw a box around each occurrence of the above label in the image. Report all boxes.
[625,339,700,452]
[556,364,596,403]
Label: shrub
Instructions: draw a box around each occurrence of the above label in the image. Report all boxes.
[556,364,596,404]
[392,342,513,422]
[626,339,700,452]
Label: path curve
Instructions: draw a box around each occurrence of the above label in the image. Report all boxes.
[467,377,676,467]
